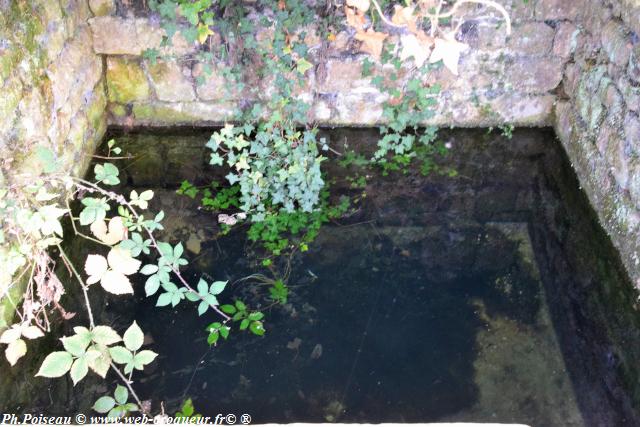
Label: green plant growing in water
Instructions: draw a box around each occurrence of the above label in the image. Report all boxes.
[221,300,266,336]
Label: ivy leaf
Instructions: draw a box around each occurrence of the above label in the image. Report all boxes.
[93,396,116,414]
[296,58,313,74]
[123,321,144,352]
[36,351,73,378]
[429,33,469,76]
[355,29,388,60]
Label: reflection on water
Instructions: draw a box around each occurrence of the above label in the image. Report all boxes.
[2,129,640,426]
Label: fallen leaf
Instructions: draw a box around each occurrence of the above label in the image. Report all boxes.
[278,0,286,10]
[429,33,469,75]
[346,0,370,12]
[218,214,238,226]
[355,28,388,60]
[400,32,433,67]
[345,6,366,32]
[392,5,418,33]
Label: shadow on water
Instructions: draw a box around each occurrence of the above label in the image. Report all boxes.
[3,128,640,426]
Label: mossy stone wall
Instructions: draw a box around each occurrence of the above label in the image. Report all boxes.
[0,0,108,331]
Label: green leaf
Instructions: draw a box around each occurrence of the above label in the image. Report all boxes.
[140,264,159,275]
[156,292,173,307]
[123,321,144,352]
[37,351,73,378]
[93,396,116,414]
[248,312,264,321]
[114,385,128,405]
[87,345,111,378]
[70,357,89,385]
[94,163,120,185]
[249,321,265,336]
[91,326,121,346]
[240,319,250,330]
[209,281,227,295]
[145,275,161,296]
[220,304,236,314]
[109,346,134,364]
[235,300,246,311]
[133,350,158,370]
[296,57,313,74]
[61,334,91,357]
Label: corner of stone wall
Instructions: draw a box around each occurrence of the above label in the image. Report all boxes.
[0,0,109,331]
[553,0,640,287]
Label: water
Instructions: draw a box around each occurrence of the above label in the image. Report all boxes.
[3,128,640,426]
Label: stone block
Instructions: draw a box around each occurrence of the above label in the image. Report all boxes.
[135,19,198,56]
[106,57,150,103]
[535,0,581,21]
[601,21,632,68]
[508,22,555,55]
[553,23,579,58]
[617,76,640,112]
[624,113,640,153]
[89,17,140,55]
[505,57,563,93]
[147,60,195,102]
[629,47,640,84]
[89,0,115,16]
[317,59,365,93]
[193,63,241,101]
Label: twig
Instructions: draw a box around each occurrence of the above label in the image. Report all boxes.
[57,245,94,328]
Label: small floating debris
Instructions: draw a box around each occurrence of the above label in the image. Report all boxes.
[287,337,302,351]
[310,343,323,360]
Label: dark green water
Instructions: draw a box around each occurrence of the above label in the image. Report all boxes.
[3,128,640,426]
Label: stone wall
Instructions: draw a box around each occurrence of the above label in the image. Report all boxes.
[553,0,640,287]
[88,0,573,128]
[0,0,107,329]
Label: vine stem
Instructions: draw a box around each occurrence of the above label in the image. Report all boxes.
[57,245,94,328]
[368,0,512,35]
[58,244,148,415]
[70,177,231,322]
[110,362,147,414]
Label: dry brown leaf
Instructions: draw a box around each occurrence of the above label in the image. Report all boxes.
[429,33,469,75]
[278,0,286,10]
[345,5,366,32]
[346,0,370,12]
[392,5,418,33]
[355,28,388,60]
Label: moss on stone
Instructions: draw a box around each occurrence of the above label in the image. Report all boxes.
[132,103,204,123]
[106,58,150,103]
